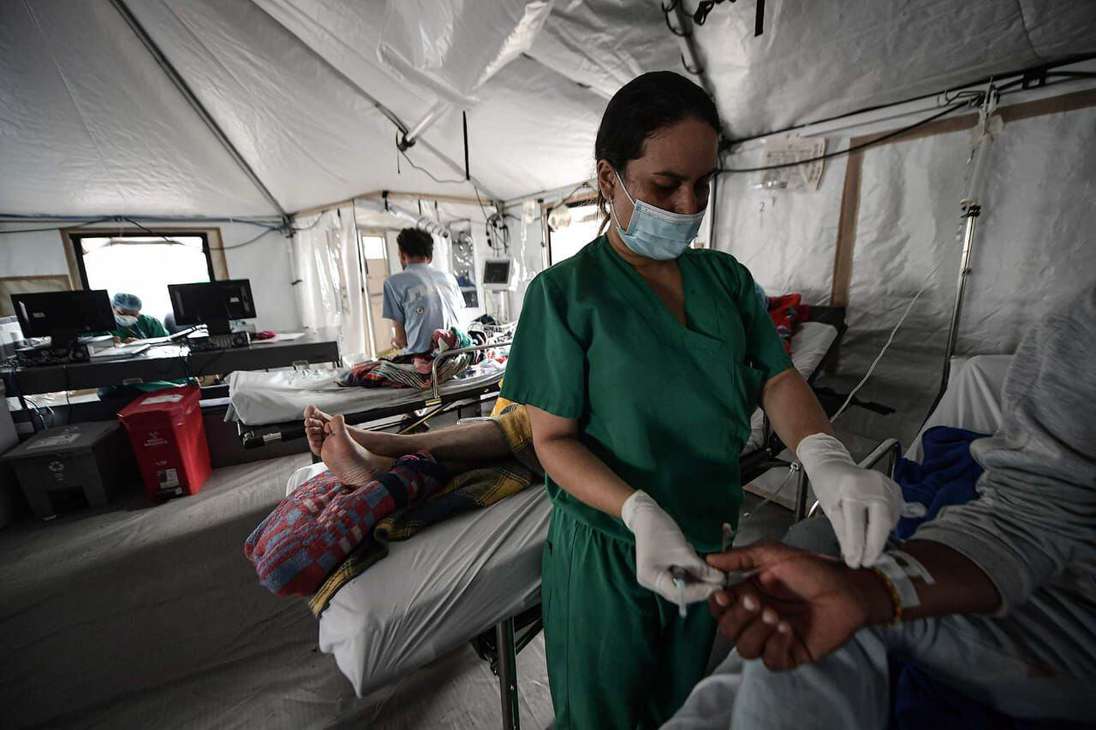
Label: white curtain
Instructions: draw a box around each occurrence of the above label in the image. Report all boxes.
[291,207,369,366]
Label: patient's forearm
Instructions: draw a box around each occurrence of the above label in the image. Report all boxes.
[535,434,634,517]
[851,540,1003,625]
[762,369,833,453]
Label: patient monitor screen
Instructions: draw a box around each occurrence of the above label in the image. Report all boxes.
[483,260,511,286]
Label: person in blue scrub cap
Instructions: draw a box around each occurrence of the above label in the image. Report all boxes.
[110,292,168,342]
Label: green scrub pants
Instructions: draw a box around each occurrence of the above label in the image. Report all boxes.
[542,505,718,729]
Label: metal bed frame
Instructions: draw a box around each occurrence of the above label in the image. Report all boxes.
[237,341,509,449]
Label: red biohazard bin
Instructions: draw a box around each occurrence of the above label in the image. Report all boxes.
[118,386,212,501]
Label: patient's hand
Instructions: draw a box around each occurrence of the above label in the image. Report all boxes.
[706,544,893,671]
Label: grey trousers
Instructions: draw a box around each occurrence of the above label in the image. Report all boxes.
[664,517,1096,729]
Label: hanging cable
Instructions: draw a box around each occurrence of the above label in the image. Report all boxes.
[831,259,946,423]
[720,102,969,174]
[122,217,179,243]
[473,186,494,222]
[661,2,689,37]
[396,133,468,185]
[209,228,280,251]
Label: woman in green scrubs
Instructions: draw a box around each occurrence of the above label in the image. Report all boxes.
[501,72,845,728]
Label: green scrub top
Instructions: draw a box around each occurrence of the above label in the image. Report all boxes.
[501,236,792,552]
[112,313,168,341]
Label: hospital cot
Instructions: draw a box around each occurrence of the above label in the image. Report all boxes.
[285,315,846,730]
[228,342,510,450]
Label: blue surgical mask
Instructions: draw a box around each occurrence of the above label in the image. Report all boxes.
[611,170,705,260]
[115,314,138,328]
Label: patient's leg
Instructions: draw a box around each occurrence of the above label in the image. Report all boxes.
[319,415,395,487]
[302,405,510,463]
[358,419,509,463]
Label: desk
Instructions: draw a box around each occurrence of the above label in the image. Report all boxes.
[2,332,340,398]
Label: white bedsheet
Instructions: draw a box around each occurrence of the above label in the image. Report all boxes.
[906,354,1012,462]
[227,360,506,427]
[286,463,551,697]
[745,321,839,452]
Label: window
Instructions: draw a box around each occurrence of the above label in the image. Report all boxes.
[68,230,224,324]
[548,203,602,265]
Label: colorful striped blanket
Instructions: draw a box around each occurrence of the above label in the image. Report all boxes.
[244,452,449,597]
[308,404,542,615]
[340,326,486,389]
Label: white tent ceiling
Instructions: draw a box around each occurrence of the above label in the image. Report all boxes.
[2,0,1093,218]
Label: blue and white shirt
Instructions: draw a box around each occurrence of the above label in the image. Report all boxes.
[382,263,466,354]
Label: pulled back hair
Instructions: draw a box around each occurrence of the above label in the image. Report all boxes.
[397,227,434,259]
[594,71,720,230]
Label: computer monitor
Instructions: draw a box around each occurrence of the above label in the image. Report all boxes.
[482,258,513,291]
[11,290,115,347]
[168,279,256,335]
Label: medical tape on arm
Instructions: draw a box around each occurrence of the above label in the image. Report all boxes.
[872,553,921,609]
[890,549,936,586]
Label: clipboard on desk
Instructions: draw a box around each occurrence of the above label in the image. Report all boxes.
[89,343,151,360]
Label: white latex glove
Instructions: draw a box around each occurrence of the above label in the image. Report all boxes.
[621,491,725,604]
[796,433,925,568]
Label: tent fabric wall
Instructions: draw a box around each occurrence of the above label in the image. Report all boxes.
[0,0,274,217]
[377,0,553,104]
[715,99,1096,446]
[959,107,1096,354]
[693,0,1096,140]
[716,151,848,305]
[124,0,472,212]
[527,0,682,100]
[6,1,1093,218]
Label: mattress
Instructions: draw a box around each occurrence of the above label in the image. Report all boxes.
[745,321,839,452]
[284,462,551,697]
[227,359,506,427]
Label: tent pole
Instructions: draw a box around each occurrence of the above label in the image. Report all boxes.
[926,86,996,419]
[108,0,288,222]
[928,201,980,418]
[398,102,449,151]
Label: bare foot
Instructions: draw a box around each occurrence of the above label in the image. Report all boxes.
[320,415,395,486]
[303,405,331,458]
[305,405,405,459]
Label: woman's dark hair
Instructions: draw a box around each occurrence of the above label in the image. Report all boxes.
[594,71,720,227]
[397,227,434,259]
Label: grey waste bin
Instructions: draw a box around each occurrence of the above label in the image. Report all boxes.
[1,421,128,520]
